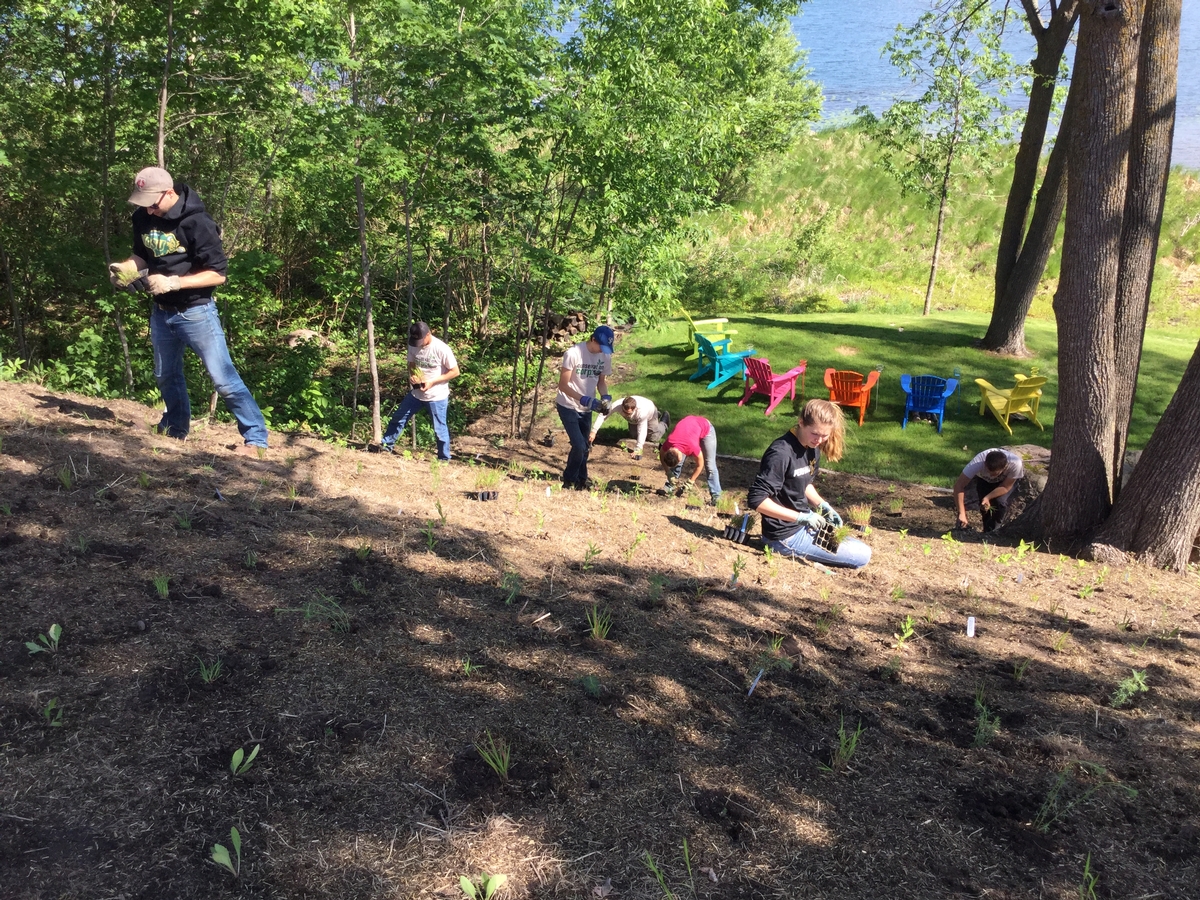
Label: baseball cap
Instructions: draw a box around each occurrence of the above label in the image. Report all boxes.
[592,324,615,355]
[409,321,431,344]
[128,166,174,206]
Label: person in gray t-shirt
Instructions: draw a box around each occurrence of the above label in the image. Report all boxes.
[953,448,1025,532]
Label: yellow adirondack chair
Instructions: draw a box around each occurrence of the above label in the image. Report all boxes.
[975,375,1047,434]
[680,307,737,361]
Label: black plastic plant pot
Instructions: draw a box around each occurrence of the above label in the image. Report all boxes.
[474,490,499,501]
[723,524,748,544]
[813,522,842,553]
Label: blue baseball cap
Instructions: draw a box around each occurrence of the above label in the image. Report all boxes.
[592,324,615,355]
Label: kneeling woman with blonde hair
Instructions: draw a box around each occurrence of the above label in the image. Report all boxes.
[746,399,871,569]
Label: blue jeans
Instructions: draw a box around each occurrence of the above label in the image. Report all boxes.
[151,302,268,447]
[766,526,872,569]
[382,393,451,460]
[664,426,722,500]
[557,403,593,485]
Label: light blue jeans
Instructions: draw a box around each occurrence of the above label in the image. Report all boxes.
[664,426,721,500]
[151,301,269,447]
[382,393,452,460]
[765,525,872,569]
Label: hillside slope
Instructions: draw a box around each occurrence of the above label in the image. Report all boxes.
[1,381,1197,899]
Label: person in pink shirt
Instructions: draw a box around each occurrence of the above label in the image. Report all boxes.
[657,415,721,503]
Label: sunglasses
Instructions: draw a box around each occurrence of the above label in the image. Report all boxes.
[146,191,169,212]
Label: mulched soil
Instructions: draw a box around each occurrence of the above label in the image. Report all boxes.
[1,379,1198,900]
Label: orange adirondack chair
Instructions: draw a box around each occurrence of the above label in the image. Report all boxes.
[739,356,807,416]
[824,368,880,426]
[975,375,1047,434]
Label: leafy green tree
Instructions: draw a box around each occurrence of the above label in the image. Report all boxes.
[870,0,1022,315]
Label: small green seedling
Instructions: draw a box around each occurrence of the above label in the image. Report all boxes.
[42,697,63,727]
[230,744,260,776]
[646,573,669,606]
[461,656,480,676]
[174,511,192,530]
[624,532,647,563]
[972,687,999,748]
[1110,669,1148,708]
[459,872,508,900]
[421,521,438,551]
[897,527,909,540]
[889,585,906,600]
[1013,658,1031,682]
[888,497,903,514]
[137,472,151,488]
[820,715,865,773]
[1052,630,1071,653]
[196,656,224,684]
[582,543,602,571]
[1033,761,1136,833]
[894,615,916,647]
[1078,853,1098,900]
[153,575,171,599]
[211,826,242,877]
[57,465,74,490]
[355,541,373,561]
[474,730,511,782]
[435,500,448,525]
[586,605,613,641]
[578,674,603,697]
[500,570,521,604]
[729,554,747,587]
[26,623,62,655]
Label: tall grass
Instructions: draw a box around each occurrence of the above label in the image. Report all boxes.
[684,126,1200,331]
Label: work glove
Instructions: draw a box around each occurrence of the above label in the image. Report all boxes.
[146,274,181,296]
[795,510,825,530]
[578,395,596,411]
[631,451,642,461]
[598,394,613,414]
[818,501,843,527]
[108,260,149,291]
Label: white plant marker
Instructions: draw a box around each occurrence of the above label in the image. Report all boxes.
[966,616,976,638]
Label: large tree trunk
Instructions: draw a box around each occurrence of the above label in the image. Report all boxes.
[1089,339,1200,570]
[1110,0,1181,492]
[993,1,1080,308]
[1040,0,1146,544]
[981,78,1076,355]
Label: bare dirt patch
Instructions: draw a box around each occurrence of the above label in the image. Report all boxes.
[2,380,1197,899]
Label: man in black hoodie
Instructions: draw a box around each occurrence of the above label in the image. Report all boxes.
[112,167,268,454]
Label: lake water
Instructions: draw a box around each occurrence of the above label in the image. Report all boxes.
[791,0,1200,170]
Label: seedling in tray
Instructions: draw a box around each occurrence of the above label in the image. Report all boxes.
[846,503,872,529]
[813,521,852,553]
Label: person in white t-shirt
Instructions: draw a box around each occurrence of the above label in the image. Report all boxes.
[588,395,670,459]
[555,325,614,489]
[381,321,460,460]
[953,447,1025,532]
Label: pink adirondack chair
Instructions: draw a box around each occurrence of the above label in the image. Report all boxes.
[739,356,807,416]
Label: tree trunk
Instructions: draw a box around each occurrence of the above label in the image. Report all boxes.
[356,172,382,443]
[101,16,134,393]
[156,0,174,167]
[1090,338,1200,570]
[981,77,1076,355]
[993,1,1080,305]
[1111,0,1181,492]
[923,151,953,316]
[1040,0,1146,544]
[0,234,25,359]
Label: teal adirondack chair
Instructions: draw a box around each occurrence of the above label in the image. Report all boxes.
[690,333,754,390]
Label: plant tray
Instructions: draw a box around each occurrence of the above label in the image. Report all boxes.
[813,521,843,553]
[474,490,499,501]
[723,524,749,544]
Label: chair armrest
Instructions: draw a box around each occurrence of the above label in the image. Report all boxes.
[824,367,836,388]
[974,377,1000,396]
[899,374,912,393]
[943,378,959,397]
[692,317,730,328]
[863,370,880,390]
[781,362,806,378]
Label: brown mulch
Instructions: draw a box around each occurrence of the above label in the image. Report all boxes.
[1,379,1198,900]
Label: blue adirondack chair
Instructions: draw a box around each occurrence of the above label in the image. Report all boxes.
[690,333,754,390]
[900,374,958,433]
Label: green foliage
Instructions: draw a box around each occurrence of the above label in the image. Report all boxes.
[972,687,1000,748]
[153,575,171,599]
[1033,761,1137,834]
[894,615,916,647]
[500,570,522,605]
[474,730,511,783]
[42,697,63,727]
[582,543,602,571]
[586,605,613,641]
[459,872,507,900]
[211,827,242,877]
[820,715,865,774]
[230,744,261,777]
[26,623,62,655]
[1110,669,1149,709]
[195,656,224,684]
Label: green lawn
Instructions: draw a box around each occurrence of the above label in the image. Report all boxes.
[605,312,1197,486]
